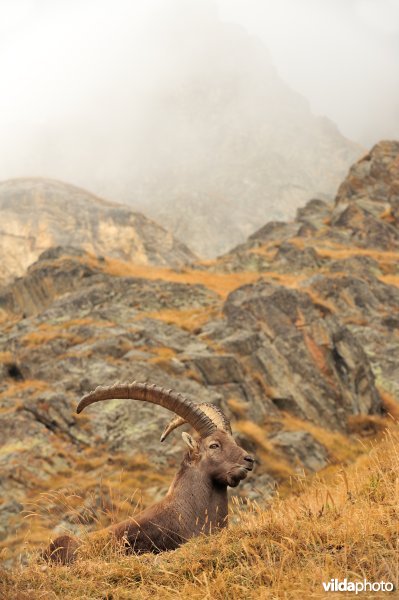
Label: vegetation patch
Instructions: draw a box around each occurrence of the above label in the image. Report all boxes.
[134,307,218,332]
[2,428,399,599]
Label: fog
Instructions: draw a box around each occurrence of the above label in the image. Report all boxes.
[218,0,399,146]
[0,0,398,202]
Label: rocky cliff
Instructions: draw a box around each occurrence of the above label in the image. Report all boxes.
[0,178,196,285]
[0,141,398,562]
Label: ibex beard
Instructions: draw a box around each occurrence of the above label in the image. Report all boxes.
[43,382,255,565]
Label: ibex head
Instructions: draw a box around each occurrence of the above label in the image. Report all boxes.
[181,429,254,487]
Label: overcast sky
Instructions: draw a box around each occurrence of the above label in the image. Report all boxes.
[0,0,398,187]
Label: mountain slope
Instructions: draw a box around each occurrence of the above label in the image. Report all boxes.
[127,16,362,257]
[0,142,398,566]
[0,178,196,284]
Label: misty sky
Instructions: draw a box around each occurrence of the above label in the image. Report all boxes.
[0,0,398,191]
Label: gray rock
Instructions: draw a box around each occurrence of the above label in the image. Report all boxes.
[220,330,261,355]
[271,430,329,472]
[275,242,323,271]
[296,198,331,226]
[184,353,245,385]
[222,278,381,429]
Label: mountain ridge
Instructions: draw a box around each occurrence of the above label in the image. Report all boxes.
[0,177,196,284]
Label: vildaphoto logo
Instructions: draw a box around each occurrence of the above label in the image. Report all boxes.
[322,579,394,594]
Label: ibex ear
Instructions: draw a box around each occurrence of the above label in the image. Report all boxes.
[182,432,198,451]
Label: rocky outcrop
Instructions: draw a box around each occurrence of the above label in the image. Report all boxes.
[0,178,196,284]
[0,247,215,318]
[330,141,399,249]
[270,431,329,472]
[335,140,399,211]
[220,279,381,429]
[219,141,399,265]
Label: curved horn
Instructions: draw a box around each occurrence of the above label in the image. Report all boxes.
[160,402,232,442]
[77,381,217,439]
[160,415,186,443]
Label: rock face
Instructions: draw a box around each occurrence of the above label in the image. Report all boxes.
[0,248,212,318]
[221,279,380,429]
[0,178,196,284]
[270,431,329,472]
[331,141,399,249]
[335,140,399,210]
[0,141,398,561]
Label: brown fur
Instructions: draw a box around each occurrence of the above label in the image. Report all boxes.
[44,431,254,564]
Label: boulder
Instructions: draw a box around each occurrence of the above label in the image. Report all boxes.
[271,430,329,472]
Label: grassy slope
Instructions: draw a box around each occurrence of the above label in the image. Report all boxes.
[1,426,399,599]
[1,240,399,597]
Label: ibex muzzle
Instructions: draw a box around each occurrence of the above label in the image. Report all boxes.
[44,382,255,564]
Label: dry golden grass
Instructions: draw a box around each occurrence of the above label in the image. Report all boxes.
[100,257,264,299]
[289,237,399,262]
[247,246,276,259]
[148,347,177,365]
[303,332,334,383]
[0,308,9,324]
[0,450,174,563]
[0,350,13,364]
[0,308,21,326]
[182,367,203,384]
[0,379,49,400]
[347,415,389,437]
[341,315,370,326]
[2,428,399,599]
[379,274,399,289]
[279,414,363,466]
[20,323,80,348]
[261,271,307,288]
[20,319,114,349]
[379,206,395,222]
[227,397,250,419]
[300,287,337,314]
[250,373,279,400]
[134,307,219,332]
[97,256,310,299]
[58,318,115,330]
[21,330,85,348]
[286,237,399,280]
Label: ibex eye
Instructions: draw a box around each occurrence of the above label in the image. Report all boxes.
[209,443,219,449]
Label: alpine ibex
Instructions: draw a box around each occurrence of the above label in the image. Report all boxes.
[44,382,254,564]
